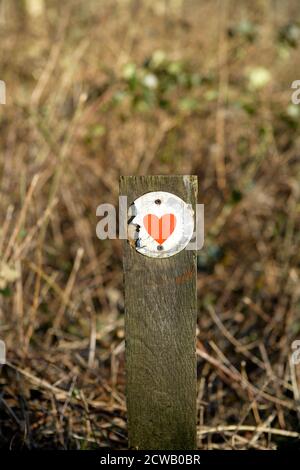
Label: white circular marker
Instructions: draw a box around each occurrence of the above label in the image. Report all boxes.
[128,191,194,258]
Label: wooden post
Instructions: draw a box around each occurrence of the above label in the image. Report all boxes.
[120,175,197,450]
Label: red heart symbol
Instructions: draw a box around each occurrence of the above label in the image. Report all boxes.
[143,214,176,245]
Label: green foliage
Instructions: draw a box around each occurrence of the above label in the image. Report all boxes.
[197,244,224,274]
[119,51,202,112]
[0,287,12,297]
[278,21,300,48]
[228,19,258,42]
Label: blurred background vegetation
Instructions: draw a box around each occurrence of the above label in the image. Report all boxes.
[0,0,300,449]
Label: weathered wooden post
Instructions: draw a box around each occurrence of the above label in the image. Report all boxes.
[120,175,197,450]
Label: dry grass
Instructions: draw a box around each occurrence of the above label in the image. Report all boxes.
[0,0,300,449]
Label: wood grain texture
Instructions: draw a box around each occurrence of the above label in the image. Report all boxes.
[120,176,197,450]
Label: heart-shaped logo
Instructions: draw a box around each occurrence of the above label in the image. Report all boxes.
[143,214,176,245]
